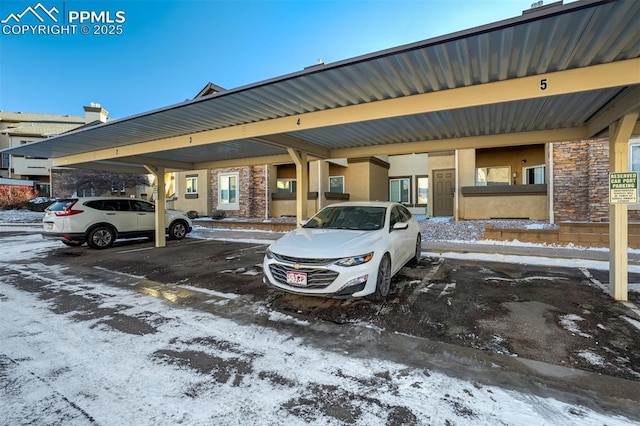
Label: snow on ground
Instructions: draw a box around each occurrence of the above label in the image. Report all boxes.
[0,249,635,425]
[1,209,639,424]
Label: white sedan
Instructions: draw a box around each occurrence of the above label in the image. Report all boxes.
[263,202,421,300]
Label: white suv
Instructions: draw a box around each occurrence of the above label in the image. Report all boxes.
[43,197,193,249]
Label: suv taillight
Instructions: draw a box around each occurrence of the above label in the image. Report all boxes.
[55,209,84,216]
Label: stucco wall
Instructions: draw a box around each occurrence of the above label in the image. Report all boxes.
[342,161,368,201]
[369,160,390,202]
[174,170,211,217]
[388,153,428,177]
[462,193,548,220]
[271,198,318,218]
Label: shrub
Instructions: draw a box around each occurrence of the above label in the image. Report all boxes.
[210,209,226,220]
[0,185,38,210]
[25,197,55,212]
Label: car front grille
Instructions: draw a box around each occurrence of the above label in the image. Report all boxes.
[269,264,338,288]
[271,252,338,265]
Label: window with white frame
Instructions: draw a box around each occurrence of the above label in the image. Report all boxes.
[390,178,410,203]
[524,165,545,184]
[276,178,296,193]
[476,166,510,186]
[416,176,428,205]
[186,176,198,194]
[329,176,344,193]
[218,173,239,209]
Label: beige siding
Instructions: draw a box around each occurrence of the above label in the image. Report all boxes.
[464,194,548,220]
[173,170,212,216]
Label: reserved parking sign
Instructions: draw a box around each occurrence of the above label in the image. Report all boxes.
[609,172,638,204]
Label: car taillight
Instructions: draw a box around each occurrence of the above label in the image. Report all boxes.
[55,208,84,216]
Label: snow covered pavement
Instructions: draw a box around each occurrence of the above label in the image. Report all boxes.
[1,223,639,425]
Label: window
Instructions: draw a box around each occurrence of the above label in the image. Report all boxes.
[524,165,545,184]
[1,153,10,169]
[389,206,411,228]
[110,182,126,194]
[186,176,198,194]
[476,166,510,186]
[132,200,155,212]
[390,178,410,203]
[329,176,344,193]
[219,173,239,209]
[101,199,132,211]
[34,182,50,197]
[416,176,428,205]
[277,178,296,193]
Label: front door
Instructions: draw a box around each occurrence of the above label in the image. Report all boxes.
[433,169,454,217]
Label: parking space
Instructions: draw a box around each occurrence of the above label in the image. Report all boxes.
[32,235,640,383]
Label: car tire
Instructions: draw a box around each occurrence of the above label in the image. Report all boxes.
[168,220,188,240]
[368,254,391,301]
[87,226,115,249]
[409,234,421,267]
[62,240,83,247]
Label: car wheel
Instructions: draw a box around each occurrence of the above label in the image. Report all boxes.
[87,226,115,249]
[409,234,421,267]
[368,254,391,301]
[168,220,188,240]
[62,240,83,247]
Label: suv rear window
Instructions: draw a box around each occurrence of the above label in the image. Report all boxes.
[46,199,77,212]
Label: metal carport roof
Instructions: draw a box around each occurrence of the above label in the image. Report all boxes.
[4,0,639,173]
[3,0,639,301]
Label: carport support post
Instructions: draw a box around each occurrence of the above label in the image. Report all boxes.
[288,148,309,226]
[144,165,167,248]
[609,113,638,301]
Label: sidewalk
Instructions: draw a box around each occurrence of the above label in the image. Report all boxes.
[423,241,640,267]
[191,225,640,267]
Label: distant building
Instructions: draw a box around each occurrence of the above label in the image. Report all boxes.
[0,104,108,196]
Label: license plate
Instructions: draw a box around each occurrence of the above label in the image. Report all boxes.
[286,271,307,286]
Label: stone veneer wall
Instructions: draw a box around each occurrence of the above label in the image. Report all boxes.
[553,140,590,222]
[211,165,267,218]
[553,139,640,222]
[51,169,75,197]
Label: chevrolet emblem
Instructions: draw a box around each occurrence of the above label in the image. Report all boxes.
[293,263,301,269]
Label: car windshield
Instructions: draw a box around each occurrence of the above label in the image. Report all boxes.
[303,206,386,230]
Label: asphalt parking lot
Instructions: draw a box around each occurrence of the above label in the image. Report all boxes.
[4,230,640,420]
[43,236,640,374]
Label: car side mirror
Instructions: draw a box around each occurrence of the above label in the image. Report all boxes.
[392,222,409,231]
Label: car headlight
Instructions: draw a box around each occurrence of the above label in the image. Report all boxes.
[265,249,274,260]
[336,252,373,267]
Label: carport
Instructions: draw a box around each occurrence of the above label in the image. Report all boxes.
[3,0,639,300]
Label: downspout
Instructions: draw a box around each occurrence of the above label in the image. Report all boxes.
[264,164,269,220]
[454,150,459,221]
[548,143,555,224]
[318,161,323,210]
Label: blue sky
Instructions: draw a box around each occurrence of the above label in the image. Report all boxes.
[1,0,543,119]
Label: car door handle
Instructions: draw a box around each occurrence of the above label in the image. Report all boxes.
[105,213,116,215]
[138,213,146,215]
